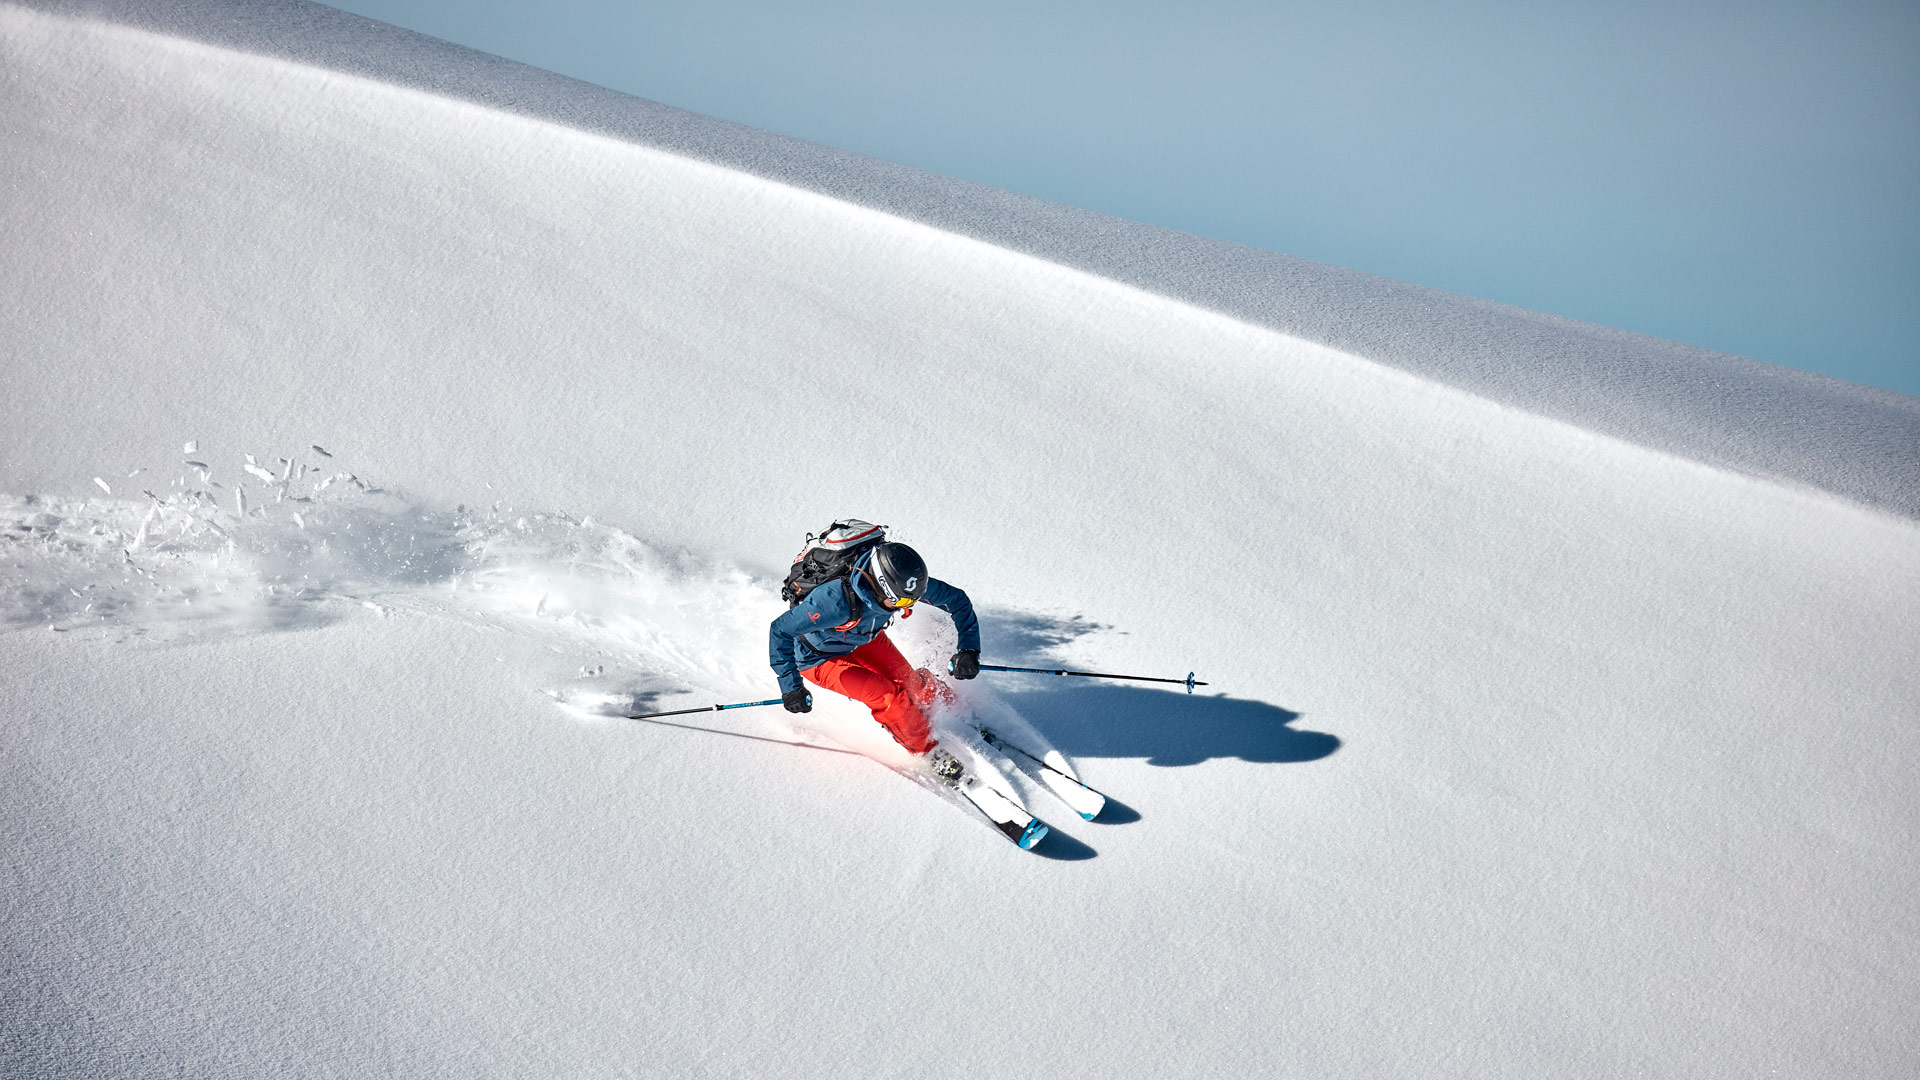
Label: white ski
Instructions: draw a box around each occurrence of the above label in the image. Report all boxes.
[923,748,1050,850]
[977,728,1107,822]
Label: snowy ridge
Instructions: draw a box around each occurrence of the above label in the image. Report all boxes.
[17,0,1920,518]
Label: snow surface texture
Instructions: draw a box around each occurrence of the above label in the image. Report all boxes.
[3,2,1917,1077]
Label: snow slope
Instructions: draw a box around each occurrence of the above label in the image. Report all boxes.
[4,2,1917,1077]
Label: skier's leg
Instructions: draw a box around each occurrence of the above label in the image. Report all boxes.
[801,638,937,754]
[848,632,955,711]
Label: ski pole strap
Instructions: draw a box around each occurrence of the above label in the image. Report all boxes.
[975,664,1208,694]
[621,697,787,721]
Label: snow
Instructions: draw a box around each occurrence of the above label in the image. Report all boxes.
[4,1,1918,1077]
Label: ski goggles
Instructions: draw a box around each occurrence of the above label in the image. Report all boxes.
[867,569,918,609]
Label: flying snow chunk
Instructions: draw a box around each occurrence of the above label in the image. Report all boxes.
[311,444,333,458]
[93,477,111,494]
[183,441,198,453]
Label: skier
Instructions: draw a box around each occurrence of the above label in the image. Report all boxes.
[769,537,981,756]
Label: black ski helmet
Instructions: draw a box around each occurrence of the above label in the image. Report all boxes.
[865,542,929,609]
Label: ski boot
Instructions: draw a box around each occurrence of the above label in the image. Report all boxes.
[927,747,965,788]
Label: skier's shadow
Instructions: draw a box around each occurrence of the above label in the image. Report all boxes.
[999,684,1337,770]
[993,684,1335,861]
[975,607,1340,771]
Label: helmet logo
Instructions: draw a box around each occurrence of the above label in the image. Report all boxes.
[904,576,918,593]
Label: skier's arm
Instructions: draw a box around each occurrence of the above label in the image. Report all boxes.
[922,578,981,654]
[768,587,845,694]
[768,604,816,695]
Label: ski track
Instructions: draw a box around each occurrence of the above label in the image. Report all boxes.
[0,447,1084,791]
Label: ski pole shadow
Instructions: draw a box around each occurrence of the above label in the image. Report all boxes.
[620,714,862,754]
[553,684,864,755]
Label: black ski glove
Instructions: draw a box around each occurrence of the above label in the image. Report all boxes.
[949,650,980,680]
[782,688,812,713]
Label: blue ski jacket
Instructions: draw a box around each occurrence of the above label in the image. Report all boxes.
[768,551,980,695]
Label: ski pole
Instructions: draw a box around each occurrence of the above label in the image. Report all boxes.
[965,663,1209,695]
[621,696,796,721]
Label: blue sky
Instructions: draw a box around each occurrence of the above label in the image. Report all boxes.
[327,0,1919,398]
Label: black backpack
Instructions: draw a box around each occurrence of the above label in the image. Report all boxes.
[780,519,887,608]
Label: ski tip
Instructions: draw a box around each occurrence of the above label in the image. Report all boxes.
[1019,820,1050,850]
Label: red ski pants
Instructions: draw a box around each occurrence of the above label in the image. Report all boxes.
[800,632,940,755]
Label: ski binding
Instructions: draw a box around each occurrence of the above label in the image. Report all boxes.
[927,748,1050,850]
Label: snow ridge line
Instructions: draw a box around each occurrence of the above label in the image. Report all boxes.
[16,0,1920,518]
